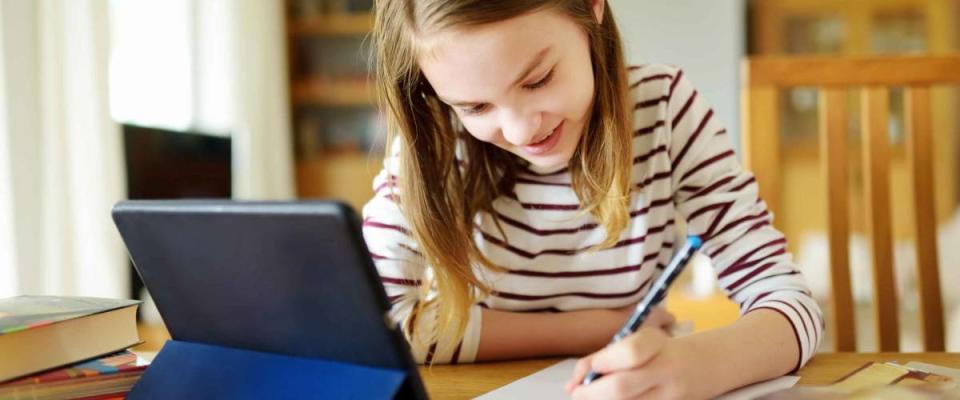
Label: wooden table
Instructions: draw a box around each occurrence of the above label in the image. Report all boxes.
[419,353,960,399]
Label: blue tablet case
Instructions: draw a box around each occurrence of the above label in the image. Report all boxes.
[128,340,407,399]
[113,201,428,399]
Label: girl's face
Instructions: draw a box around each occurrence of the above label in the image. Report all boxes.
[417,3,603,171]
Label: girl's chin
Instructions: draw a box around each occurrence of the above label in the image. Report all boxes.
[522,154,573,172]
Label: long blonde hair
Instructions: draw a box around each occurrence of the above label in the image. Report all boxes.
[372,0,633,357]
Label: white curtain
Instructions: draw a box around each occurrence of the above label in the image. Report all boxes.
[110,0,294,201]
[0,0,16,296]
[194,0,295,199]
[0,0,295,299]
[0,0,128,298]
[223,0,295,199]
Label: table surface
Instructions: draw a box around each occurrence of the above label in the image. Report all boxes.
[418,352,960,399]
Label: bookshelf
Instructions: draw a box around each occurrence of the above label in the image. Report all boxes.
[292,78,374,107]
[288,13,373,36]
[285,0,382,211]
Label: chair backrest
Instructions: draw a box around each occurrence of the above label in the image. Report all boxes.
[741,54,960,352]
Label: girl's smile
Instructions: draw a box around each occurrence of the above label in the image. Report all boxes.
[522,120,564,156]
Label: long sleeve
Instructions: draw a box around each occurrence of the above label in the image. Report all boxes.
[360,145,483,364]
[665,70,823,370]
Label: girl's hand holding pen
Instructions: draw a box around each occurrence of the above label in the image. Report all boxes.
[564,328,715,400]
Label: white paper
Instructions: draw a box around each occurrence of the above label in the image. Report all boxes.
[904,361,960,379]
[474,358,799,400]
[474,359,577,399]
[714,376,799,400]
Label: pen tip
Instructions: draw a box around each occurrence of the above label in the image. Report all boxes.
[687,235,702,249]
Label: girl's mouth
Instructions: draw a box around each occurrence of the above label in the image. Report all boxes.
[522,121,563,156]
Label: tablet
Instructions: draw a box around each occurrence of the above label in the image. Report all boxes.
[112,200,427,399]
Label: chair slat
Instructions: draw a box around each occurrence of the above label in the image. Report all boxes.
[905,87,945,351]
[818,88,856,351]
[861,87,900,351]
[743,55,950,353]
[740,84,781,217]
[746,55,960,87]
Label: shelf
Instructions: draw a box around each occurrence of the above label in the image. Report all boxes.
[296,152,384,211]
[289,13,373,36]
[293,79,374,107]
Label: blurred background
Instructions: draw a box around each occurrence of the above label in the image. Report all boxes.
[0,0,957,353]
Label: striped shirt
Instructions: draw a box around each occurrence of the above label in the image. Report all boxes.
[361,64,823,369]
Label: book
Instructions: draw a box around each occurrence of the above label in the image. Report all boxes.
[0,350,149,400]
[0,296,142,383]
[759,361,960,399]
[832,361,959,391]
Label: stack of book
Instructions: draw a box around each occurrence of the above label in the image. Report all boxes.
[0,351,149,400]
[0,296,148,399]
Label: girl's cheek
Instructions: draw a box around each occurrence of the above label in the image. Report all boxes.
[462,121,500,144]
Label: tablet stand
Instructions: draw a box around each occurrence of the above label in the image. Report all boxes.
[128,340,408,399]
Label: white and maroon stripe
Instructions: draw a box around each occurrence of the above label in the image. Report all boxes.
[362,64,822,367]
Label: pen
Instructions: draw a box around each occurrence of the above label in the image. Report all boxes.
[580,235,703,385]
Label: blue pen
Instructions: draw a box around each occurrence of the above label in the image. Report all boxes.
[581,235,703,385]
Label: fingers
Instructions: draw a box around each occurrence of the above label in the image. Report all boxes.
[590,327,668,373]
[660,309,676,330]
[564,356,595,393]
[565,309,670,391]
[644,307,676,332]
[570,366,662,400]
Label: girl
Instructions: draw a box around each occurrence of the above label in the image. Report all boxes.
[363,1,823,398]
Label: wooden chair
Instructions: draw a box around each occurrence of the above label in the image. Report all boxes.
[741,55,960,352]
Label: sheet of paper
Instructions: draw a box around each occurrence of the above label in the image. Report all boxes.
[474,359,577,399]
[904,361,960,380]
[474,358,799,400]
[715,375,800,400]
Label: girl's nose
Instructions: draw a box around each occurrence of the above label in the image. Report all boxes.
[499,108,542,146]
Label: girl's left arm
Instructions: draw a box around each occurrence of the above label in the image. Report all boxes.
[568,68,823,399]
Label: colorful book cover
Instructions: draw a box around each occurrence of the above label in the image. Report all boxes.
[1,351,149,387]
[0,296,141,336]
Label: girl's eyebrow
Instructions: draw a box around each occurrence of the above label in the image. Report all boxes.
[510,46,551,87]
[437,46,552,107]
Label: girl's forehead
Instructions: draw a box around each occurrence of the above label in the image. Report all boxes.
[416,10,558,62]
[415,9,578,96]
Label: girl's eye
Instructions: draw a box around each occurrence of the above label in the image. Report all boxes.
[523,68,554,91]
[461,103,489,116]
[457,68,554,116]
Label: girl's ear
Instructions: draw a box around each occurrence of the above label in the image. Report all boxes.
[592,0,605,24]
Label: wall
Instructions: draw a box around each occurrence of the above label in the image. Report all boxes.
[610,0,745,151]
